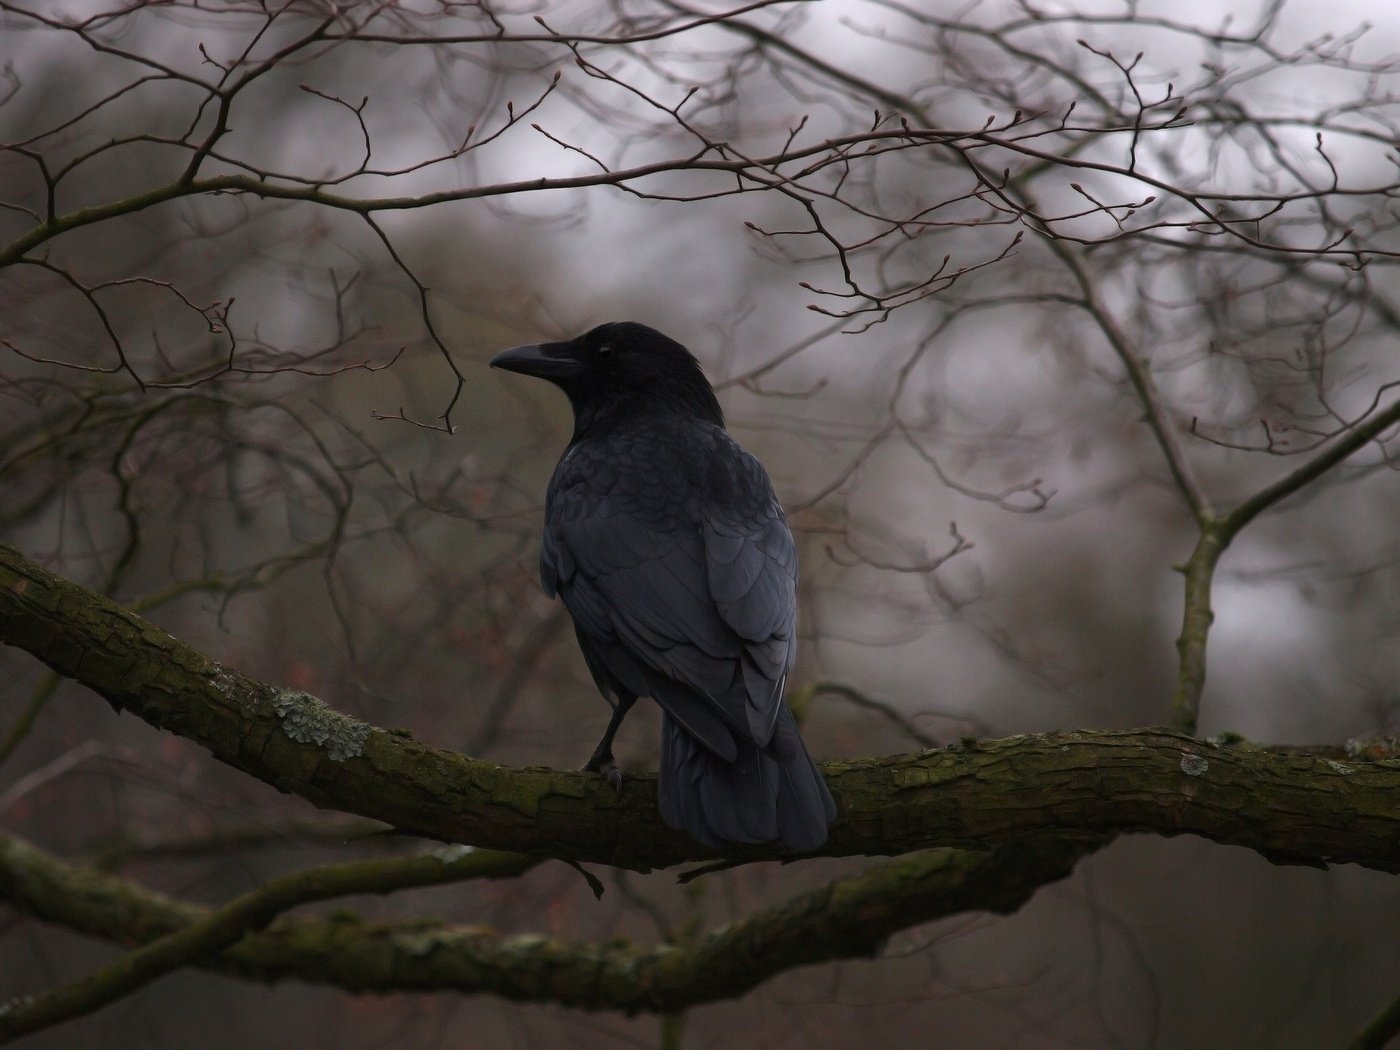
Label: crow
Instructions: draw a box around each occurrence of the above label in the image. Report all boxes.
[491,321,836,850]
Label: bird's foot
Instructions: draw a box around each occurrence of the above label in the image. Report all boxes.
[582,749,624,793]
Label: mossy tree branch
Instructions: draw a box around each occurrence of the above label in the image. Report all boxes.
[0,830,1089,1020]
[4,542,1400,873]
[0,841,536,1041]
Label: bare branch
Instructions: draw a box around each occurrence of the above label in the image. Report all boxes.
[0,839,537,1041]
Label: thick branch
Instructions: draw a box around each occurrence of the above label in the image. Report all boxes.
[0,842,535,1041]
[2,543,1399,872]
[0,831,1087,1015]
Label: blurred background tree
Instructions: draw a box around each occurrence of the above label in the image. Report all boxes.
[3,1,1400,1046]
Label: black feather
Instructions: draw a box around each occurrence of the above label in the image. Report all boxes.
[492,321,835,849]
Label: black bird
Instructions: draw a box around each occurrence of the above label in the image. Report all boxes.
[491,321,836,850]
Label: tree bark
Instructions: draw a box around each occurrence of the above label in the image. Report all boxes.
[0,831,1088,1012]
[3,543,1398,873]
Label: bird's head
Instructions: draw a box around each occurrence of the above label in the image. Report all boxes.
[491,321,725,436]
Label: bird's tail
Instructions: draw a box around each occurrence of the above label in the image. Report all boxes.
[658,705,836,850]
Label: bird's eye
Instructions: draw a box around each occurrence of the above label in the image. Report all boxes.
[597,344,614,358]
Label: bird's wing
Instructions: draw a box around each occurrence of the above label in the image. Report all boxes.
[702,494,797,742]
[542,430,796,754]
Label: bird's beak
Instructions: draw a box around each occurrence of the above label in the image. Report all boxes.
[490,341,584,381]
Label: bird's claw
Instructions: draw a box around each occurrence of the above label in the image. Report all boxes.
[582,751,624,794]
[603,762,623,793]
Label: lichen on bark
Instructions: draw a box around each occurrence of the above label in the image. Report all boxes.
[272,689,371,761]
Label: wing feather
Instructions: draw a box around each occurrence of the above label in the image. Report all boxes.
[544,423,798,754]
